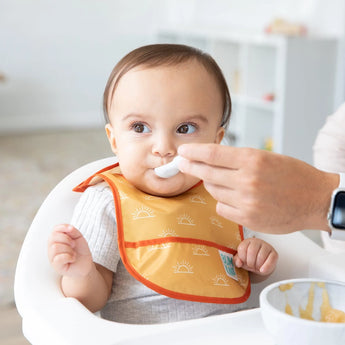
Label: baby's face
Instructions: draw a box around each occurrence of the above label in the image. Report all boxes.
[106,60,225,197]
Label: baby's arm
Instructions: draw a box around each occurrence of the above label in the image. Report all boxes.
[48,224,113,312]
[234,238,278,283]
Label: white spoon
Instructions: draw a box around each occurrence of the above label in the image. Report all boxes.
[154,156,183,178]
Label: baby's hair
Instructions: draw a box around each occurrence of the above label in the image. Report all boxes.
[103,43,231,128]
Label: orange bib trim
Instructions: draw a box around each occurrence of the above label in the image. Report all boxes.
[74,164,251,304]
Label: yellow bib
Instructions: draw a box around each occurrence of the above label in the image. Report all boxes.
[74,164,250,304]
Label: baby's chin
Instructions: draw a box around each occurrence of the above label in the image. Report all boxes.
[138,183,190,198]
[133,176,199,198]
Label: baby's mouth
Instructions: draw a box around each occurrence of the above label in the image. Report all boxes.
[154,156,182,178]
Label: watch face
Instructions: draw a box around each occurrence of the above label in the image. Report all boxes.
[331,191,345,229]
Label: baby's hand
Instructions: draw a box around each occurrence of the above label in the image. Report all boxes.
[234,238,278,276]
[48,224,93,278]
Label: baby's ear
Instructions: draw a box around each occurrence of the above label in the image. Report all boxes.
[105,124,117,154]
[215,126,225,144]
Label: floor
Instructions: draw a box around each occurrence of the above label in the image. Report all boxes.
[0,128,111,344]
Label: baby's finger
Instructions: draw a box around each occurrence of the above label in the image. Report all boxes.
[53,224,82,238]
[233,254,243,268]
[59,225,84,241]
[53,224,73,234]
[51,252,75,274]
[48,232,75,248]
[243,240,262,269]
[236,239,251,263]
[254,245,273,270]
[48,243,75,263]
[259,251,278,275]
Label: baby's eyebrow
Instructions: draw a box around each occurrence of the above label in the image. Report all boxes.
[121,113,149,122]
[121,113,210,124]
[184,114,209,124]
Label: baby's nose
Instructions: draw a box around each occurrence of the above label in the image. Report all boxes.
[152,134,176,157]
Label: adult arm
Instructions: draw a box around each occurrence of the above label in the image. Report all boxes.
[314,102,345,173]
[178,144,339,234]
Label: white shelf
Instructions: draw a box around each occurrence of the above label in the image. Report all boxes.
[232,94,276,112]
[157,27,338,163]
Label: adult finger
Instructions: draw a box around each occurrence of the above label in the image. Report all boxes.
[179,158,239,187]
[215,201,285,234]
[203,182,238,207]
[178,143,245,169]
[216,202,243,226]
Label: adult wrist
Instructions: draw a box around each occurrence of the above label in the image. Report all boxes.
[307,171,338,231]
[309,171,339,232]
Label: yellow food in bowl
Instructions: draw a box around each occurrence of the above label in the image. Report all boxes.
[279,282,345,323]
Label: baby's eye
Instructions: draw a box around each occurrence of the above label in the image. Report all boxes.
[177,123,196,134]
[132,122,150,133]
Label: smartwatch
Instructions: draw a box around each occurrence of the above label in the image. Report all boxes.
[328,173,345,240]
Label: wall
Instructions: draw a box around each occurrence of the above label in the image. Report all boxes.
[1,0,344,133]
[164,0,345,36]
[0,0,164,132]
[163,0,345,108]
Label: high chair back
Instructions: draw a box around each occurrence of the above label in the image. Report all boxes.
[14,157,345,345]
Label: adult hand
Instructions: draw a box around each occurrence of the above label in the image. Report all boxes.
[178,144,339,234]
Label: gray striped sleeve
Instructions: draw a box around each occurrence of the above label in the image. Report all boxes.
[243,226,255,238]
[70,182,120,273]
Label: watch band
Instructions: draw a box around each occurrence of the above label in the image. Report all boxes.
[329,172,345,240]
[340,172,345,188]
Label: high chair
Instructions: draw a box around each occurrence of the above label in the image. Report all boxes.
[14,157,345,345]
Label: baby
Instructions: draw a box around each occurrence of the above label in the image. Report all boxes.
[48,44,278,324]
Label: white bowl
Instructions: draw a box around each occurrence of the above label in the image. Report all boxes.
[260,278,345,345]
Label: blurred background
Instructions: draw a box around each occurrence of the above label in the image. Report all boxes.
[1,1,345,343]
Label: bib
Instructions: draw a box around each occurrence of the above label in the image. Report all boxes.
[74,164,250,304]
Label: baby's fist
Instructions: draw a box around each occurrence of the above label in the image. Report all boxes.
[48,224,93,277]
[234,238,278,276]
